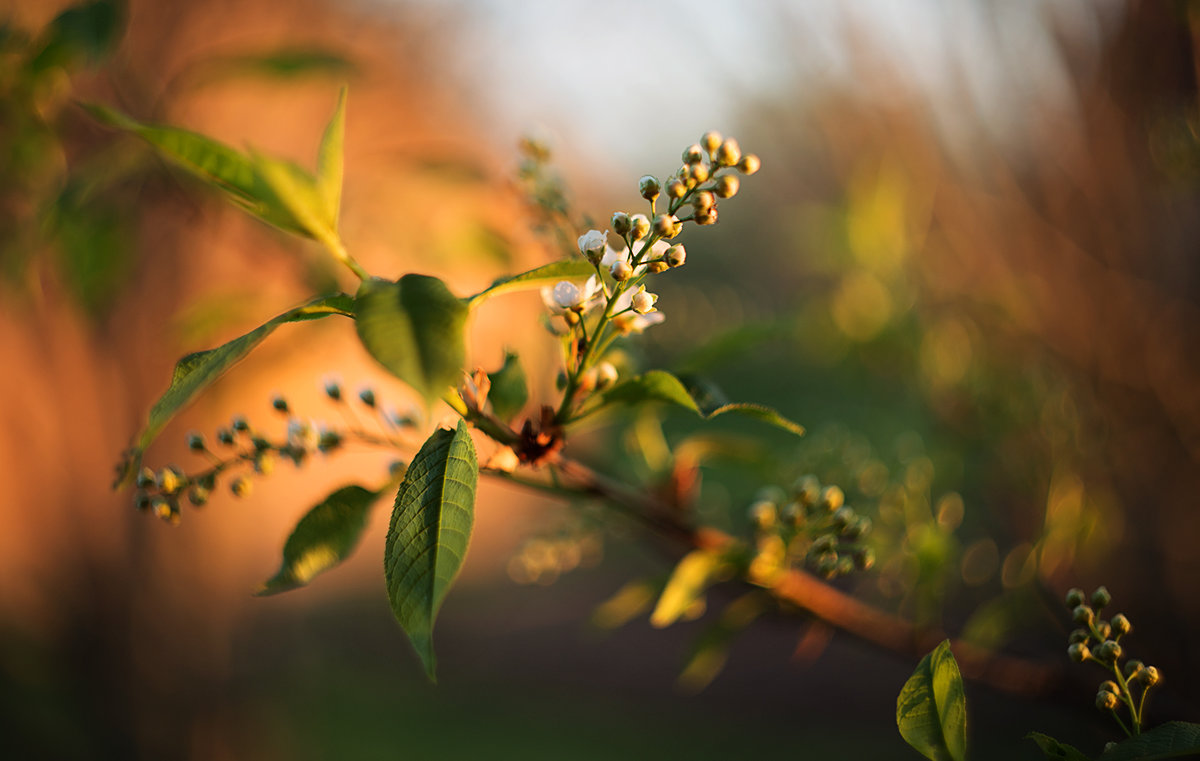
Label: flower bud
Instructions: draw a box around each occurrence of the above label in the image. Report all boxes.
[793,475,821,505]
[846,516,872,539]
[820,485,844,511]
[1096,639,1122,662]
[158,467,183,495]
[232,415,250,432]
[186,431,205,451]
[595,362,619,391]
[715,174,740,198]
[666,245,686,268]
[612,212,632,236]
[682,143,705,164]
[318,430,343,452]
[1068,628,1090,644]
[1091,586,1111,609]
[1068,642,1090,662]
[1095,690,1119,711]
[737,154,761,175]
[832,506,856,531]
[1140,666,1160,687]
[639,175,661,201]
[577,367,598,394]
[691,191,715,212]
[231,476,252,498]
[688,162,710,184]
[715,138,741,167]
[358,387,376,407]
[748,500,777,530]
[578,229,607,264]
[188,486,210,507]
[1072,605,1094,626]
[323,378,342,401]
[610,259,633,282]
[1096,620,1112,641]
[136,467,157,489]
[216,428,234,446]
[694,206,718,225]
[701,130,723,155]
[666,178,686,199]
[272,394,289,413]
[1110,613,1131,636]
[837,556,856,576]
[647,261,669,274]
[1065,588,1086,608]
[1099,680,1120,695]
[653,214,680,239]
[854,546,875,570]
[630,214,650,240]
[810,534,835,554]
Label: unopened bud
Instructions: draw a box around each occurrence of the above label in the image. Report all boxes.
[611,211,632,236]
[666,178,686,199]
[647,261,668,274]
[1068,628,1090,644]
[748,500,776,529]
[1096,640,1122,662]
[714,174,740,198]
[701,131,723,156]
[230,476,252,498]
[639,175,661,201]
[1099,680,1120,695]
[715,138,741,167]
[1110,613,1131,636]
[595,362,619,391]
[1068,642,1090,662]
[1096,690,1119,711]
[1065,588,1086,608]
[854,546,875,570]
[1140,666,1160,687]
[737,154,761,175]
[819,485,844,511]
[610,260,633,282]
[158,467,183,495]
[272,394,289,413]
[186,432,205,451]
[1091,586,1111,609]
[682,143,705,164]
[688,162,710,184]
[630,214,650,240]
[1072,605,1094,626]
[694,206,718,225]
[358,387,376,407]
[136,467,156,489]
[692,191,715,212]
[323,378,342,401]
[666,245,686,268]
[578,229,607,264]
[232,415,250,432]
[653,214,680,239]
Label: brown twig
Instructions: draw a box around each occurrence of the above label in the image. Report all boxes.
[545,455,1064,696]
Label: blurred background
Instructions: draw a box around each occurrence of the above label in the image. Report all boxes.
[1,0,1198,758]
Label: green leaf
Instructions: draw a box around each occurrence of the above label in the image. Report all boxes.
[1098,722,1200,760]
[467,260,595,306]
[115,293,353,486]
[897,640,968,761]
[650,549,726,629]
[192,48,356,84]
[81,103,311,237]
[30,0,123,72]
[257,484,380,596]
[602,370,805,436]
[354,275,468,408]
[604,370,701,412]
[249,150,337,247]
[1026,732,1092,761]
[486,351,528,421]
[316,86,347,230]
[385,421,478,681]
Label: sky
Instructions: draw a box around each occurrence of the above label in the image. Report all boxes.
[374,0,1124,176]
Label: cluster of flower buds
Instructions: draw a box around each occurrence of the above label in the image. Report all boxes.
[1064,586,1160,734]
[131,380,416,523]
[743,474,874,583]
